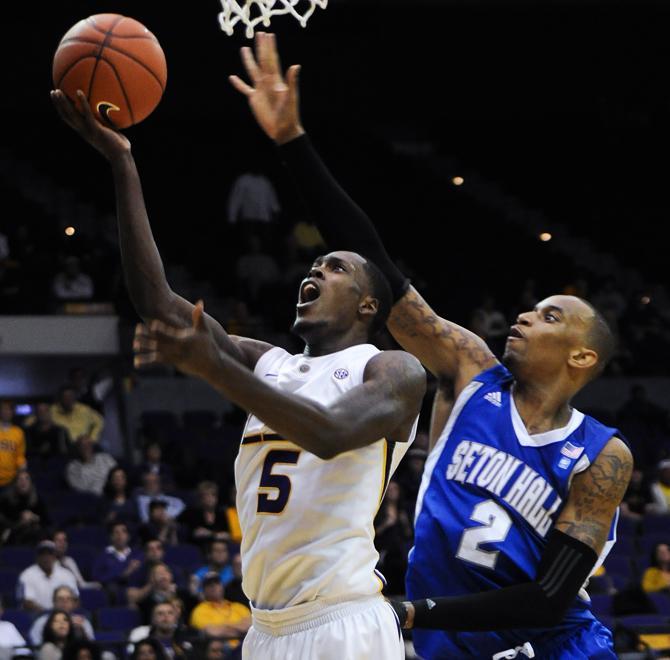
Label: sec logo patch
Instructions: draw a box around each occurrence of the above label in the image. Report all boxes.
[333,369,349,380]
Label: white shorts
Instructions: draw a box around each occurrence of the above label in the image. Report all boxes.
[242,595,405,660]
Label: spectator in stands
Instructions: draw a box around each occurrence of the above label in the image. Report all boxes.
[67,367,104,414]
[62,639,102,660]
[100,467,138,525]
[25,402,68,459]
[0,400,26,490]
[38,610,75,660]
[133,442,174,491]
[130,638,169,660]
[642,543,670,594]
[134,473,185,523]
[52,530,101,590]
[226,168,280,237]
[192,541,233,593]
[178,481,231,547]
[91,522,140,601]
[0,594,30,657]
[592,277,627,330]
[128,563,195,626]
[127,538,173,589]
[65,436,116,496]
[650,459,670,514]
[138,500,178,546]
[0,470,50,545]
[30,586,94,647]
[469,295,508,355]
[373,480,413,595]
[203,638,226,660]
[617,385,669,469]
[18,541,79,613]
[396,446,427,521]
[189,572,250,645]
[222,553,247,607]
[50,385,104,446]
[234,234,280,305]
[620,469,654,519]
[127,601,192,658]
[224,485,242,546]
[52,256,94,302]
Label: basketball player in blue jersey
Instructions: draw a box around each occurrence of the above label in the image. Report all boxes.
[51,87,425,659]
[231,33,634,659]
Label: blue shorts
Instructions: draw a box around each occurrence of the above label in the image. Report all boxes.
[533,619,616,660]
[413,618,616,659]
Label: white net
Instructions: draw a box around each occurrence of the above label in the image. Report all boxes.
[218,0,328,38]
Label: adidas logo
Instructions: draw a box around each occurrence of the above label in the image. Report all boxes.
[484,391,502,407]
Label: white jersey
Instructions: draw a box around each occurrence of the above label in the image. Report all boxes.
[235,343,418,610]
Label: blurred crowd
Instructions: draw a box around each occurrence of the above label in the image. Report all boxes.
[2,168,670,376]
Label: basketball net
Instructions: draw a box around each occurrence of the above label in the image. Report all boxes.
[218,0,328,38]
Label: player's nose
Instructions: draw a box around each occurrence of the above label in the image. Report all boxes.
[308,266,325,279]
[516,312,532,326]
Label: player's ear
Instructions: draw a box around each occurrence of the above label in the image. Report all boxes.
[567,346,598,371]
[358,295,379,320]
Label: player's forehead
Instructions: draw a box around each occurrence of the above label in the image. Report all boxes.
[535,295,594,323]
[313,251,366,270]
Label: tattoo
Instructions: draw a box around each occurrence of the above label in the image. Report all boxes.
[555,438,633,551]
[389,287,497,378]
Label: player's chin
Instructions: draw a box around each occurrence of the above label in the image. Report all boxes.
[501,346,522,370]
[291,315,327,338]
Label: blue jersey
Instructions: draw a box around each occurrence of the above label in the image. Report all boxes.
[406,365,620,659]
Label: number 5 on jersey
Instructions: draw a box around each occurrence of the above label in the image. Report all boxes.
[257,449,301,514]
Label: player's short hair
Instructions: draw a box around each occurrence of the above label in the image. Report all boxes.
[580,300,616,377]
[360,257,393,337]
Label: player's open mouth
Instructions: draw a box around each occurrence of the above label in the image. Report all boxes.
[507,326,525,340]
[297,279,321,308]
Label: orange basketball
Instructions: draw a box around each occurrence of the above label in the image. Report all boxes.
[52,14,167,129]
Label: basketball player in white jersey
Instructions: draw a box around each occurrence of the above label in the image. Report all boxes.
[51,89,425,659]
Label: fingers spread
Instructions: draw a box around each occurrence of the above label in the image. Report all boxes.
[240,46,261,83]
[229,75,254,97]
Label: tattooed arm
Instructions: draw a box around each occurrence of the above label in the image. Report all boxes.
[388,436,633,632]
[388,286,499,397]
[555,436,633,553]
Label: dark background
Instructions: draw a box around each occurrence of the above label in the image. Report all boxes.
[3,0,669,322]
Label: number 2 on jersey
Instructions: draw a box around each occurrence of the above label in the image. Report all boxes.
[456,499,512,569]
[257,449,301,514]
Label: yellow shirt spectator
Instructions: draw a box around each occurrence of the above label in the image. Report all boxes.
[190,599,250,628]
[50,401,104,444]
[642,543,670,593]
[189,575,251,647]
[642,567,670,593]
[0,421,26,487]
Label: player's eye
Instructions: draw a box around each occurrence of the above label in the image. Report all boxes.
[333,264,345,272]
[545,313,558,322]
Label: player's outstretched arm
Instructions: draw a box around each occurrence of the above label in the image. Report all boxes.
[390,437,633,632]
[134,303,426,458]
[388,287,498,395]
[230,34,497,390]
[50,90,271,370]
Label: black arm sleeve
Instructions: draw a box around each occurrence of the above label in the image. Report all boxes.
[279,135,410,301]
[395,529,598,631]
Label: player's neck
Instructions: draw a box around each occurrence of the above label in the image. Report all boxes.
[511,381,573,435]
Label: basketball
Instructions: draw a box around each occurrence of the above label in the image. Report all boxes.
[52,14,167,130]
